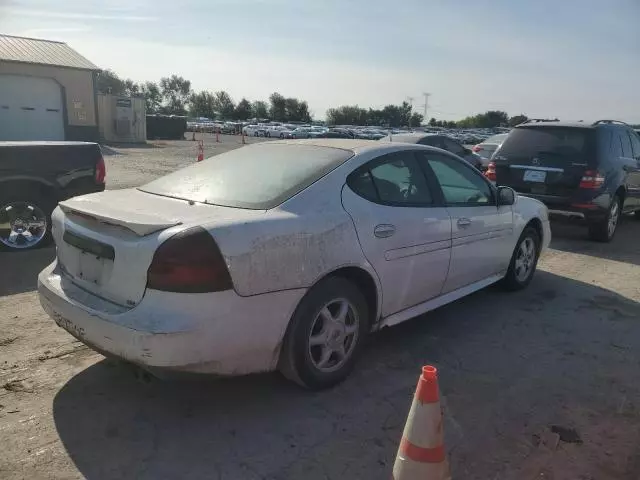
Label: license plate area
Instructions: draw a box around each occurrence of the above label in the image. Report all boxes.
[523,170,547,183]
[61,230,114,286]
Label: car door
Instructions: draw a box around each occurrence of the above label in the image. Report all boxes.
[419,151,514,294]
[341,150,452,317]
[623,129,640,209]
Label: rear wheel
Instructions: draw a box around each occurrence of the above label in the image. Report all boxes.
[279,277,369,390]
[502,226,540,291]
[588,195,621,242]
[0,191,54,251]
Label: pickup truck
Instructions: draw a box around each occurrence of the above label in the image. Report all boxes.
[0,141,106,251]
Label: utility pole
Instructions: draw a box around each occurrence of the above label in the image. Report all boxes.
[422,92,431,120]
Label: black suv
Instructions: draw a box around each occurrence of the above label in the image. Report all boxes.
[486,120,640,242]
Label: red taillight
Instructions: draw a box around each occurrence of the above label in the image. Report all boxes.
[95,156,106,185]
[579,170,604,189]
[485,161,497,181]
[472,145,482,153]
[146,227,233,293]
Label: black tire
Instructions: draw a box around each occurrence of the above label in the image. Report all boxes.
[278,277,369,390]
[587,195,621,242]
[0,189,55,252]
[502,226,540,291]
[266,132,271,138]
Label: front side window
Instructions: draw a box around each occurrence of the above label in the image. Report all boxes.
[424,153,493,206]
[348,151,432,206]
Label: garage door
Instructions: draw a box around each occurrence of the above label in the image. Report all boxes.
[0,75,65,141]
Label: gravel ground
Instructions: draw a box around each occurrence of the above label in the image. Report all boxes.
[1,140,639,479]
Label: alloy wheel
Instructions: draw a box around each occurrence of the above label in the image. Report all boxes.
[514,236,536,282]
[0,201,48,249]
[308,299,359,373]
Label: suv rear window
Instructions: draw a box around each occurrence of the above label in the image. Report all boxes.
[498,127,593,163]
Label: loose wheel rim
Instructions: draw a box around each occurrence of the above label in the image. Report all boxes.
[608,200,619,238]
[514,236,535,282]
[0,201,48,249]
[308,298,359,373]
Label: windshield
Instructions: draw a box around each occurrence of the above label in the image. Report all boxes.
[139,143,353,209]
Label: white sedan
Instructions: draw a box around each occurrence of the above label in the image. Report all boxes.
[38,140,550,389]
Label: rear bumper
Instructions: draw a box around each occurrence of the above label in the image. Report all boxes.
[38,261,305,375]
[517,193,609,222]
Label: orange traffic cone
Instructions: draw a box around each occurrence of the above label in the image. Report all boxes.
[393,366,451,480]
[196,140,204,162]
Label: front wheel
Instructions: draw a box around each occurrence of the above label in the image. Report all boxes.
[279,277,369,390]
[502,226,540,291]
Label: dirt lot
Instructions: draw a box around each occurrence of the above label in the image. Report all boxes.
[1,138,639,479]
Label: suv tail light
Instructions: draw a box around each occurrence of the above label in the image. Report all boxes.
[472,145,482,153]
[485,161,497,181]
[579,170,604,189]
[146,227,233,293]
[95,155,106,185]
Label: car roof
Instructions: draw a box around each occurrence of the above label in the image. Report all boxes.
[268,138,442,155]
[514,121,631,130]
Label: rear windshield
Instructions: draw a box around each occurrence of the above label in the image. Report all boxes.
[499,127,593,160]
[139,143,353,209]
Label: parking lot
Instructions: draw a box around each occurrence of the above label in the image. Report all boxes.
[1,137,639,479]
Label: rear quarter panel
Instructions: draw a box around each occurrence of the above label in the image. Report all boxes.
[206,150,386,298]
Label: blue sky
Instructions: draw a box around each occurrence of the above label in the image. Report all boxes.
[1,0,639,122]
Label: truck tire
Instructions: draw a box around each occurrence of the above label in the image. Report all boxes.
[0,190,55,251]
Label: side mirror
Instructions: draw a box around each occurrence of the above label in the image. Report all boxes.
[497,186,516,206]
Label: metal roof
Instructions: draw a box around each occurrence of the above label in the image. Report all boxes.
[0,34,98,70]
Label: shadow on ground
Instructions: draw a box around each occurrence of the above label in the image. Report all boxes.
[549,216,640,267]
[0,246,55,296]
[53,271,640,480]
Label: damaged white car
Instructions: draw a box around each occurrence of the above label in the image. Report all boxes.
[38,139,550,389]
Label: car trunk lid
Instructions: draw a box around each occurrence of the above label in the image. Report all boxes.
[53,189,264,307]
[494,126,596,198]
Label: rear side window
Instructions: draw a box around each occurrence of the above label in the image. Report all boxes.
[628,131,640,158]
[619,130,633,158]
[348,151,433,206]
[499,127,592,160]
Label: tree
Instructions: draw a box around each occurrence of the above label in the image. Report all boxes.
[213,90,235,119]
[159,75,192,115]
[284,97,300,121]
[269,92,286,122]
[123,79,140,96]
[509,114,529,127]
[410,112,424,127]
[252,100,269,119]
[189,91,217,119]
[140,81,162,113]
[429,117,437,126]
[296,101,312,123]
[96,69,126,95]
[234,98,252,120]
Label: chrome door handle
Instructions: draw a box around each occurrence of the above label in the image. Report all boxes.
[457,218,471,227]
[374,224,396,238]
